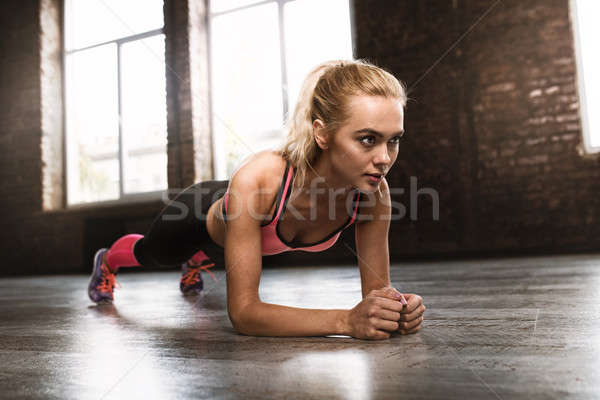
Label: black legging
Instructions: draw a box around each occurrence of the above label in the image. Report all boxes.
[133,180,229,268]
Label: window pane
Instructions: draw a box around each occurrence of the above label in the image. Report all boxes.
[121,35,168,194]
[66,44,119,204]
[209,0,268,14]
[284,0,353,114]
[573,0,600,147]
[65,0,164,50]
[210,3,283,178]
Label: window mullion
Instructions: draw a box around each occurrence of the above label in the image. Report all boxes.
[117,42,125,198]
[277,0,289,124]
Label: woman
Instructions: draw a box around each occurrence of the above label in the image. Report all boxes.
[87,59,426,340]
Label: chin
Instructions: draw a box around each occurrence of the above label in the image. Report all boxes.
[360,185,380,194]
[356,181,380,193]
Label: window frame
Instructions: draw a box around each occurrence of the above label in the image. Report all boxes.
[569,0,600,155]
[62,3,167,207]
[207,0,355,179]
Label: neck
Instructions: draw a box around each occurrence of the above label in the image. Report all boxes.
[296,154,355,203]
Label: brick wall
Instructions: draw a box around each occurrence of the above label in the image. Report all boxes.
[0,0,45,272]
[0,0,214,275]
[354,0,600,258]
[0,0,43,220]
[165,0,194,189]
[1,0,598,276]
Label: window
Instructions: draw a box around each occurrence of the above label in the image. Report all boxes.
[64,0,167,205]
[208,0,354,179]
[570,0,600,154]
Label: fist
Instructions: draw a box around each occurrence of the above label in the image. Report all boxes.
[396,293,425,335]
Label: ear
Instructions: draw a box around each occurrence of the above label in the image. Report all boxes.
[313,119,329,150]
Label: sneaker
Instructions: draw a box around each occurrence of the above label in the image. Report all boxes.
[88,248,119,304]
[180,258,217,296]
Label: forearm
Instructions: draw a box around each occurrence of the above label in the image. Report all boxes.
[233,301,349,337]
[362,282,391,299]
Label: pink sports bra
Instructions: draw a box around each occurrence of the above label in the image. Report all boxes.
[222,161,361,256]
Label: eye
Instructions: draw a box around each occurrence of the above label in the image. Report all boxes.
[389,135,402,145]
[359,136,376,146]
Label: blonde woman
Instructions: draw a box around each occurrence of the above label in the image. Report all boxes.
[87,59,426,340]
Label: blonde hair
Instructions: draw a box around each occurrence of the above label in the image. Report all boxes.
[279,59,407,190]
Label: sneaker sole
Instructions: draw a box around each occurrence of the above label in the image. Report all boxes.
[181,288,203,296]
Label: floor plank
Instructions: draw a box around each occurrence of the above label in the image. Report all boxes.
[0,253,599,399]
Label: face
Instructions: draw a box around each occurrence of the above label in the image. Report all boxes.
[317,95,405,193]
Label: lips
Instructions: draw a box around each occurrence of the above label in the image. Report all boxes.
[365,173,383,184]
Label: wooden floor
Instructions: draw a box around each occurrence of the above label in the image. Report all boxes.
[1,253,599,399]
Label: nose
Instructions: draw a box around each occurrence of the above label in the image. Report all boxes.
[373,144,392,166]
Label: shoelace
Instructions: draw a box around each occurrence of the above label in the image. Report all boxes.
[182,261,217,285]
[97,263,121,293]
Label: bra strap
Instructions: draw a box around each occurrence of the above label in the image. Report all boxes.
[344,190,361,228]
[273,161,294,222]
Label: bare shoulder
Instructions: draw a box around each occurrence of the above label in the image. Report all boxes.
[379,176,391,198]
[356,177,391,225]
[227,150,287,220]
[229,149,287,193]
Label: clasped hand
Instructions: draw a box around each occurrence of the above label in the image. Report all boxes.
[346,287,426,340]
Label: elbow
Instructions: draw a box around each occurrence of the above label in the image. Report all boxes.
[228,312,248,335]
[227,302,257,335]
[227,307,245,334]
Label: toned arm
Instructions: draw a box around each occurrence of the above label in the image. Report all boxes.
[224,157,349,337]
[355,178,394,299]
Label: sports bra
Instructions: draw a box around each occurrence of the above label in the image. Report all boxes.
[222,161,361,256]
